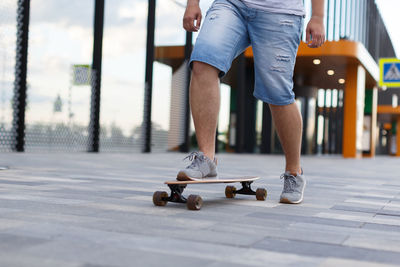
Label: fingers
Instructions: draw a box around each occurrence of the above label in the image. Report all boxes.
[183,16,197,32]
[308,31,325,48]
[183,8,202,32]
[306,26,311,44]
[196,14,202,29]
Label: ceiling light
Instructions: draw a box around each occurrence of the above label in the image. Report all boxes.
[338,78,345,84]
[327,70,335,75]
[313,59,321,65]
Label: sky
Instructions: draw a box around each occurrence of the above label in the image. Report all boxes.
[0,0,399,138]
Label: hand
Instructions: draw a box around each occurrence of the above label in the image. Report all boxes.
[305,16,325,48]
[183,1,202,32]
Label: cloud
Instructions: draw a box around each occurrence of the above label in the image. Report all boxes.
[29,0,149,28]
[0,0,17,26]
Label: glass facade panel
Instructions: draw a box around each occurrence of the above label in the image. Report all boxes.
[151,0,186,152]
[25,0,94,151]
[0,0,17,151]
[218,84,231,151]
[100,0,147,152]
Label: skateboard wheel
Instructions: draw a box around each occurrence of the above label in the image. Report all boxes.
[153,191,168,206]
[225,186,236,198]
[187,194,203,210]
[256,188,267,201]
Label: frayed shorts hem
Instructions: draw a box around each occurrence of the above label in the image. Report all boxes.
[189,57,228,78]
[253,92,295,106]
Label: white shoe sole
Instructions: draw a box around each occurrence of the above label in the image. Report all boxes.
[176,171,218,181]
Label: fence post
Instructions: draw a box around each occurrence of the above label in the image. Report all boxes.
[143,0,156,153]
[88,0,105,152]
[12,0,31,152]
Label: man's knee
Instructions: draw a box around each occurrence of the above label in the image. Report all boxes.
[191,61,219,78]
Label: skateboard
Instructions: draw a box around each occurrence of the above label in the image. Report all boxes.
[152,176,267,210]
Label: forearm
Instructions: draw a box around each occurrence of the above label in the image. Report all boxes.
[187,0,200,6]
[311,0,325,19]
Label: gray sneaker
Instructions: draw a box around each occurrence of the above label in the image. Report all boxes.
[177,151,218,181]
[279,171,306,204]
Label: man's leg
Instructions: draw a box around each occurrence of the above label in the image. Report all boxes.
[270,101,306,204]
[190,61,220,160]
[176,61,220,181]
[269,102,302,175]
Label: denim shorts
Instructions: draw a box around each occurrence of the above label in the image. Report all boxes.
[190,0,303,105]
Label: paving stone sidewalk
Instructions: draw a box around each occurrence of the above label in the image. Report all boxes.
[0,152,400,267]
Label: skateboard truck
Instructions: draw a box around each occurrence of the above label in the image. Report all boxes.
[167,184,187,203]
[235,181,256,195]
[153,184,202,210]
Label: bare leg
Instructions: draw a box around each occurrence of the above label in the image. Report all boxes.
[269,102,302,175]
[190,61,220,160]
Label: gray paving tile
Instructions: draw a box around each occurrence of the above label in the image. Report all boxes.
[376,210,400,217]
[0,233,50,251]
[331,205,380,214]
[252,237,400,264]
[320,258,399,267]
[247,212,364,228]
[0,179,47,186]
[362,222,400,232]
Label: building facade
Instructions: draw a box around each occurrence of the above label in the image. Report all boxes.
[156,0,399,157]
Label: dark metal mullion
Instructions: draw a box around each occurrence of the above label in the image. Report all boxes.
[359,0,363,44]
[374,4,381,60]
[326,0,330,40]
[362,1,367,47]
[337,90,344,154]
[354,0,358,42]
[88,0,105,152]
[351,0,356,40]
[180,31,192,153]
[322,90,327,154]
[362,0,367,46]
[302,97,309,155]
[348,0,352,39]
[339,0,343,38]
[345,0,349,38]
[235,54,246,153]
[329,90,335,153]
[261,103,272,154]
[143,0,156,153]
[314,98,319,154]
[358,0,365,43]
[365,0,370,49]
[12,0,31,152]
[332,0,337,40]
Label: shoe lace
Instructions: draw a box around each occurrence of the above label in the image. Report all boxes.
[280,173,297,193]
[183,152,204,169]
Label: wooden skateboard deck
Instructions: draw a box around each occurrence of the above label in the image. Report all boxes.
[165,176,259,185]
[153,176,267,210]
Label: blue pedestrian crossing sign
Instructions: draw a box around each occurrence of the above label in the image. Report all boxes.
[380,58,400,87]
